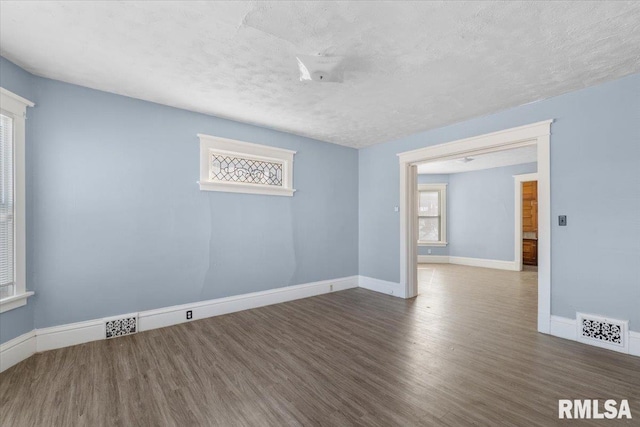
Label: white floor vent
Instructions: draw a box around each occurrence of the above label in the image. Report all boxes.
[104,314,138,339]
[577,313,628,353]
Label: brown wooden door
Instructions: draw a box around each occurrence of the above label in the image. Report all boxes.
[522,181,537,233]
[522,181,538,266]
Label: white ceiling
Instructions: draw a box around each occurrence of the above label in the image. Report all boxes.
[417,145,537,174]
[1,2,639,148]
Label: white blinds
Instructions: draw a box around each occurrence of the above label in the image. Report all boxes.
[0,113,14,299]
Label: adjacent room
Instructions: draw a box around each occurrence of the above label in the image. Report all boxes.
[416,146,540,332]
[1,1,639,425]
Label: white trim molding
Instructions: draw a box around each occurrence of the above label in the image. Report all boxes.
[0,291,34,313]
[418,255,450,264]
[630,331,640,358]
[417,255,516,271]
[358,276,405,298]
[398,120,553,335]
[417,183,447,247]
[0,87,35,313]
[1,275,359,372]
[549,315,639,357]
[198,134,296,196]
[549,315,577,341]
[0,330,36,372]
[513,173,538,272]
[449,256,518,271]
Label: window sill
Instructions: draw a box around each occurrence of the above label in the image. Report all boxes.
[198,181,296,197]
[0,291,34,314]
[418,241,448,247]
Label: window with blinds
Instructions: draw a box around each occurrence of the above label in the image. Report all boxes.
[417,183,447,246]
[0,113,14,299]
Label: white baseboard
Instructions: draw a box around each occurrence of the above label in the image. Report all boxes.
[549,315,577,341]
[139,276,358,331]
[1,275,359,372]
[549,315,639,358]
[630,331,640,357]
[36,319,105,353]
[0,330,36,372]
[417,255,450,264]
[449,256,518,271]
[358,276,404,298]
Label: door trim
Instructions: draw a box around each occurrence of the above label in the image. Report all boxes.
[398,120,553,334]
[514,173,539,271]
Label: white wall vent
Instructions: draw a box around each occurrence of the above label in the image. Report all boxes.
[104,314,138,339]
[576,313,628,354]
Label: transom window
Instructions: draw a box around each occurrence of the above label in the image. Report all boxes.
[199,134,296,197]
[418,183,447,246]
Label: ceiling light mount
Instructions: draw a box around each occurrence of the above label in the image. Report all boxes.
[457,157,475,163]
[296,54,345,83]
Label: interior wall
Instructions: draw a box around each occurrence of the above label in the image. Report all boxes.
[359,73,640,330]
[448,162,537,261]
[0,56,359,342]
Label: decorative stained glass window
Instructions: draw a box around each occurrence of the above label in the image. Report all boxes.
[198,134,296,196]
[210,155,283,187]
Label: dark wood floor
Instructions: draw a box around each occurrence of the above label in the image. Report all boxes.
[1,264,639,426]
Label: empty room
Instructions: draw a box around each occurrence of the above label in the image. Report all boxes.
[1,1,639,425]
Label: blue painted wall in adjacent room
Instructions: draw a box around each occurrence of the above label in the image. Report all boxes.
[448,162,537,261]
[359,73,640,329]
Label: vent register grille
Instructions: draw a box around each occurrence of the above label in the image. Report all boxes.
[577,313,627,351]
[105,316,137,339]
[580,317,623,345]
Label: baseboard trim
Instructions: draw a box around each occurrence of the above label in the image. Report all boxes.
[417,255,450,264]
[549,315,639,357]
[628,331,640,357]
[549,315,577,341]
[36,319,105,353]
[449,256,518,271]
[0,330,36,372]
[139,276,359,331]
[1,275,359,371]
[358,276,405,298]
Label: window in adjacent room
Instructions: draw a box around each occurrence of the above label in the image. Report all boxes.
[0,88,34,313]
[417,183,447,246]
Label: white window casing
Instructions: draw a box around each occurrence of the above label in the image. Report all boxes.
[198,134,296,197]
[0,88,35,313]
[417,183,447,247]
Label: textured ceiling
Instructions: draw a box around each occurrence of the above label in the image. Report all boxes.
[1,1,639,148]
[417,145,537,174]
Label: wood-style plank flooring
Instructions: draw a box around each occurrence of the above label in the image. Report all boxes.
[1,264,639,426]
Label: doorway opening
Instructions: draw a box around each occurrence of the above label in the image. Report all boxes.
[398,120,553,333]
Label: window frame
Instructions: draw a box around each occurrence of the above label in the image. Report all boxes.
[198,134,296,197]
[0,88,34,313]
[417,183,447,247]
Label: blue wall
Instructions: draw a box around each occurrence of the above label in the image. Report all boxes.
[0,57,359,342]
[360,73,640,329]
[418,163,538,259]
[448,162,537,261]
[2,55,639,342]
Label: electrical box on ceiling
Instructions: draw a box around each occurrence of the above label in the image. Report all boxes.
[296,54,345,83]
